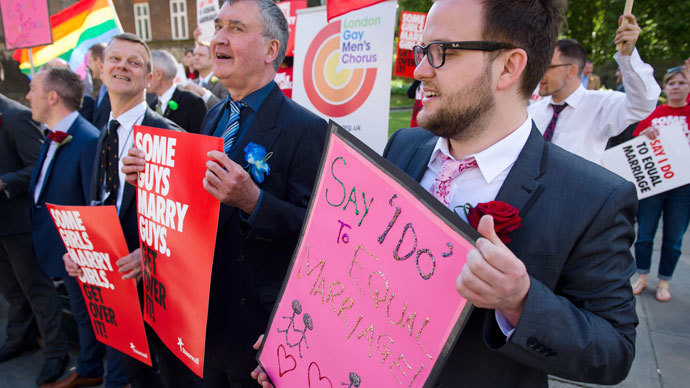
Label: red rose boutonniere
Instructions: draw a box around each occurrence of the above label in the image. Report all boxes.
[467,201,521,244]
[47,130,73,147]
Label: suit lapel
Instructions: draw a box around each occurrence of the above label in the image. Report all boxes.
[217,85,284,227]
[408,133,437,181]
[34,117,82,205]
[494,125,547,221]
[164,88,182,119]
[30,138,51,206]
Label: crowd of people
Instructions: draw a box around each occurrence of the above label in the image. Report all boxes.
[1,0,689,387]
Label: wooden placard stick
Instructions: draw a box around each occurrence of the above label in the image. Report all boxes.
[616,0,635,51]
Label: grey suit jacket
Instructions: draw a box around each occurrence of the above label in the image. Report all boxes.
[383,125,638,387]
[0,94,43,236]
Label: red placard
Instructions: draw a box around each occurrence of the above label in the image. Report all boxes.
[276,65,294,98]
[326,0,387,21]
[277,0,307,57]
[394,11,427,78]
[133,125,222,377]
[46,204,152,366]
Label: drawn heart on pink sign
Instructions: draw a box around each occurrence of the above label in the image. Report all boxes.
[307,362,333,388]
[277,345,296,377]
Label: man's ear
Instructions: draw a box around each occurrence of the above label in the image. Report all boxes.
[47,90,60,106]
[496,48,528,92]
[265,39,280,66]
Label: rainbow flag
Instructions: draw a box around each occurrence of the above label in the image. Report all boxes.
[12,0,122,77]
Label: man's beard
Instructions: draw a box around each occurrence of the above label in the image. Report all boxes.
[418,67,495,141]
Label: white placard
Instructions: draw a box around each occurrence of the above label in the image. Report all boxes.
[292,2,397,154]
[602,123,690,199]
[196,0,220,44]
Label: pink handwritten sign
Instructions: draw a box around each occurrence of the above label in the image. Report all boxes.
[258,122,477,387]
[0,0,52,50]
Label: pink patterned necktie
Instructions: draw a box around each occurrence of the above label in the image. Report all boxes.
[433,154,478,206]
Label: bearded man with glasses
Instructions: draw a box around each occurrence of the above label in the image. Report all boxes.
[382,0,640,386]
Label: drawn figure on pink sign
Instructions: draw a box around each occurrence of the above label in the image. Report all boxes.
[341,372,361,387]
[277,299,303,342]
[287,313,313,358]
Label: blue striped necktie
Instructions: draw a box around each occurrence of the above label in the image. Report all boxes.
[222,99,243,155]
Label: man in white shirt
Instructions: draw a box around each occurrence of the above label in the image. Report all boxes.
[381,0,638,387]
[183,43,229,109]
[528,16,660,164]
[60,33,189,388]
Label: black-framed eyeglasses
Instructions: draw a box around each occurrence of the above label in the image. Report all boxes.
[547,63,573,70]
[412,41,518,69]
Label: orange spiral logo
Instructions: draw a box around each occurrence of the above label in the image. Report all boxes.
[303,21,377,117]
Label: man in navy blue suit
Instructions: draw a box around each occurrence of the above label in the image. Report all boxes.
[124,1,327,386]
[0,64,69,386]
[382,0,637,387]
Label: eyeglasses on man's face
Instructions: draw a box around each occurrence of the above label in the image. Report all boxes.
[412,41,518,69]
[547,63,573,70]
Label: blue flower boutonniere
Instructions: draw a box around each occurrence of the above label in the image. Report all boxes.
[244,142,272,183]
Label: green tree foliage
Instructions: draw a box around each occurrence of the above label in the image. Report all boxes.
[398,0,688,66]
[564,0,688,65]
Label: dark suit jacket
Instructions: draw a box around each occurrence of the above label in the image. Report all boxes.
[79,94,95,125]
[89,107,181,251]
[30,114,99,277]
[383,125,638,387]
[91,91,111,130]
[199,83,327,377]
[148,87,207,133]
[194,76,229,110]
[0,93,43,236]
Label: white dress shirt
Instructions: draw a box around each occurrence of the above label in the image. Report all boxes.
[102,101,147,213]
[158,84,177,115]
[34,111,79,204]
[528,48,660,164]
[420,116,533,338]
[198,72,214,103]
[420,116,533,222]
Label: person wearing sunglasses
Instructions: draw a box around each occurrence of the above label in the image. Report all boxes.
[631,67,690,302]
[528,14,660,165]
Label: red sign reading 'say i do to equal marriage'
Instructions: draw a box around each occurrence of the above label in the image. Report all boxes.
[47,204,152,366]
[133,125,222,377]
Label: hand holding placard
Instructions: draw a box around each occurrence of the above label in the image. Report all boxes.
[203,150,261,214]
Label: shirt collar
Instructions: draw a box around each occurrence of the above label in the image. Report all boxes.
[49,111,79,133]
[562,84,585,109]
[160,84,177,109]
[230,81,275,113]
[427,115,533,184]
[109,101,148,128]
[201,72,214,84]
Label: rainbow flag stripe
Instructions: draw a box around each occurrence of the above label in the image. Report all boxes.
[12,0,122,76]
